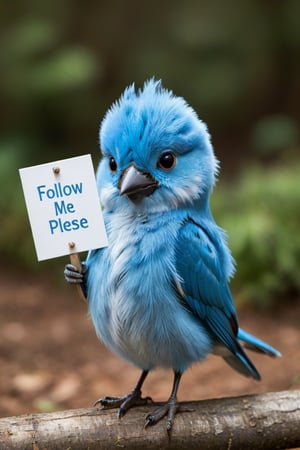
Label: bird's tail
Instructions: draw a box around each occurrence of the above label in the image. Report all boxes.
[222,328,281,381]
[237,328,282,358]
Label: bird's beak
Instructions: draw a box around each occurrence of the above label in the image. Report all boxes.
[118,164,158,203]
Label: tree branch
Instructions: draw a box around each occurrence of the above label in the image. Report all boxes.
[0,390,299,450]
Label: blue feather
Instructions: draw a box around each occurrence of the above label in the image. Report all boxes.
[175,218,262,380]
[238,328,282,357]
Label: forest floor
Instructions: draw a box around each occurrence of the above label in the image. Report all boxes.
[0,269,299,419]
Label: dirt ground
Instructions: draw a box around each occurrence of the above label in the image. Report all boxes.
[0,269,299,419]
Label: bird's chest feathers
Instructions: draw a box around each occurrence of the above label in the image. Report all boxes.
[88,209,212,370]
[95,211,182,366]
[106,212,178,305]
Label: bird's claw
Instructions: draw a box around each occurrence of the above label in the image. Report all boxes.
[117,393,153,419]
[64,263,86,284]
[94,395,124,409]
[94,391,153,418]
[145,400,193,433]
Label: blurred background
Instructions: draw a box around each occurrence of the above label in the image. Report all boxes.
[0,0,299,419]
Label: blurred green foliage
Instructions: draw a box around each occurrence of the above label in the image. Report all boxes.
[212,159,300,308]
[0,0,299,306]
[0,142,34,267]
[251,115,299,155]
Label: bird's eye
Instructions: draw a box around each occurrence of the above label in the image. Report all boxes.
[157,152,176,170]
[109,156,117,172]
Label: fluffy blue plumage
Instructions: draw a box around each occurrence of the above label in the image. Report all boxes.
[65,79,280,430]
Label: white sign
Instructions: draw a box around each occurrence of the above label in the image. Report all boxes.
[19,154,108,261]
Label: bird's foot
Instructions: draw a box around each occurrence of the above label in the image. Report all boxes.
[145,398,192,433]
[64,263,86,284]
[94,390,153,418]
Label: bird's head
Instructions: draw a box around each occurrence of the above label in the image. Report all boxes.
[97,79,218,215]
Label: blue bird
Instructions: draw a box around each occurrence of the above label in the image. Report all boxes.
[65,79,281,431]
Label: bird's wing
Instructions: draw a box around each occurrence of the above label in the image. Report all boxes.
[175,218,260,379]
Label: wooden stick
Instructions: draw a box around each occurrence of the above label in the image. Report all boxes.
[69,251,82,273]
[68,242,86,302]
[0,390,299,450]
